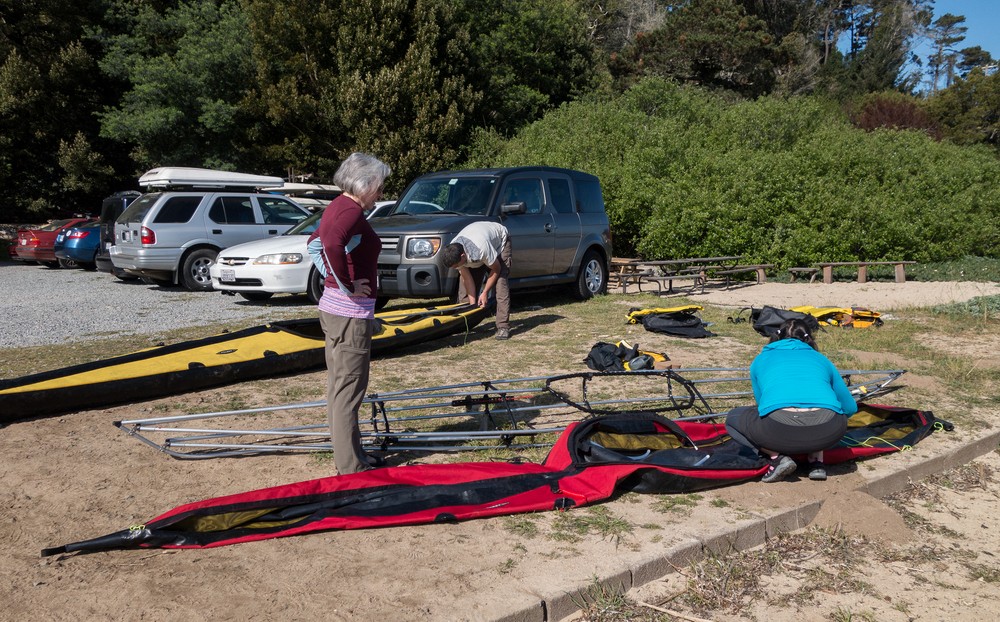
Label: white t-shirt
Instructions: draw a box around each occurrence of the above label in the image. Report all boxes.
[450,221,509,268]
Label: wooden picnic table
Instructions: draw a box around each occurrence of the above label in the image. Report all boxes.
[609,256,745,293]
[815,261,916,284]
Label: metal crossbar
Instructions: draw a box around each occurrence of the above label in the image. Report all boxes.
[115,368,906,459]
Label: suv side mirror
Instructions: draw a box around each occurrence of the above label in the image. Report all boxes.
[500,201,526,216]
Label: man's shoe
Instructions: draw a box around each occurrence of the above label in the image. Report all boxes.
[365,454,386,468]
[495,328,511,340]
[761,455,796,483]
[808,461,827,481]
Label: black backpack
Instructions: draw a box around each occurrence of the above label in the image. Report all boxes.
[749,306,820,339]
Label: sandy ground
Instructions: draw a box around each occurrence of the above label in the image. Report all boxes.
[673,278,999,311]
[2,279,999,621]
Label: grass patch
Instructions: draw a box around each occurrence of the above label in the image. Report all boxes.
[968,563,1000,583]
[652,493,702,515]
[908,256,1000,282]
[501,515,540,539]
[932,294,1000,320]
[574,579,634,621]
[549,506,633,544]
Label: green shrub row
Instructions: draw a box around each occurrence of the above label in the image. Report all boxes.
[468,78,1000,267]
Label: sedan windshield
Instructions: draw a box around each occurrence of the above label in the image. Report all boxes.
[284,210,323,235]
[392,178,497,216]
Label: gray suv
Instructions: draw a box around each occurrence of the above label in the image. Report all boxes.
[374,166,612,302]
[110,168,310,290]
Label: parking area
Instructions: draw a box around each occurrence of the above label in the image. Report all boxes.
[0,262,315,349]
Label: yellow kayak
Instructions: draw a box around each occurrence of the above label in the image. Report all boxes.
[0,303,488,421]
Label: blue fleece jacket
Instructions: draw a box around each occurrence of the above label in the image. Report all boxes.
[749,339,858,417]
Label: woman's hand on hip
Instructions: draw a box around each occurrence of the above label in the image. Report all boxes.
[350,278,371,297]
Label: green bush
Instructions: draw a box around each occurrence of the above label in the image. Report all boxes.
[466,78,1000,266]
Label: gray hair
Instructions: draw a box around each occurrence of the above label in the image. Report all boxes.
[333,152,391,197]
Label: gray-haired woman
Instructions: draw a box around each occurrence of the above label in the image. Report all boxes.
[308,152,391,474]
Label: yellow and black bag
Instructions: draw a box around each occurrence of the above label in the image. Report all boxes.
[790,306,883,329]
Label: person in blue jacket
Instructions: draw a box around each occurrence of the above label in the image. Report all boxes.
[725,318,858,483]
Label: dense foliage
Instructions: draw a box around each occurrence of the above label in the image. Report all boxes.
[1,0,998,230]
[468,78,1000,266]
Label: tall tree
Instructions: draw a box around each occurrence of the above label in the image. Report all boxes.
[926,67,1000,150]
[926,12,967,91]
[462,0,600,136]
[956,46,993,80]
[0,0,128,218]
[826,0,931,96]
[610,0,779,97]
[242,0,482,188]
[98,0,256,171]
[582,0,666,55]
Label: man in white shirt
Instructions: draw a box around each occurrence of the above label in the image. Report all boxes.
[442,221,512,340]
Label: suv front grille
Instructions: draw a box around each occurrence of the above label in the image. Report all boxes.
[379,236,399,252]
[377,266,397,279]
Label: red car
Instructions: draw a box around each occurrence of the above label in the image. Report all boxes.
[13,217,94,267]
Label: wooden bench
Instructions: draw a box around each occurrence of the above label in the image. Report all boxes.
[708,264,774,287]
[815,261,916,284]
[788,267,820,283]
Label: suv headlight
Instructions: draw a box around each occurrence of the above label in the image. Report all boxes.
[405,237,441,259]
[253,253,303,265]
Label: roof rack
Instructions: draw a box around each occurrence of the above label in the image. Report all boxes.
[262,182,342,199]
[138,167,284,191]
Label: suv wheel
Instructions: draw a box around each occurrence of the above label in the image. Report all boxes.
[307,267,325,304]
[573,250,607,300]
[180,249,218,291]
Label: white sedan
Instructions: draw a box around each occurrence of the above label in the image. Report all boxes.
[210,201,394,303]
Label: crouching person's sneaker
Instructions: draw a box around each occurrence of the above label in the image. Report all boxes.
[761,455,796,483]
[495,328,511,340]
[808,461,827,481]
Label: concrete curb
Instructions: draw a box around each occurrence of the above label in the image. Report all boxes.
[494,427,1000,622]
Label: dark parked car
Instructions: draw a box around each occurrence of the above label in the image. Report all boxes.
[54,220,102,270]
[95,191,141,278]
[372,166,613,303]
[14,217,94,268]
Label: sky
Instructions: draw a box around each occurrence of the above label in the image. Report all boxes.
[907,0,999,90]
[921,0,1000,56]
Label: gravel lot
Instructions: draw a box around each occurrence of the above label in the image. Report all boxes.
[0,262,315,348]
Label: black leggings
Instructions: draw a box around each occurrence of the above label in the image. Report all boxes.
[725,406,847,456]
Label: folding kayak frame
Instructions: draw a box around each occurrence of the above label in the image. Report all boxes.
[115,368,906,459]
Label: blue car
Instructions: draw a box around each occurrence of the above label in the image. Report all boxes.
[54,220,101,270]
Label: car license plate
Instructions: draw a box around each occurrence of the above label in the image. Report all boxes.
[221,269,236,282]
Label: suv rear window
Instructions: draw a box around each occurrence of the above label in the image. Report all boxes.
[153,196,201,223]
[118,193,161,223]
[575,180,605,214]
